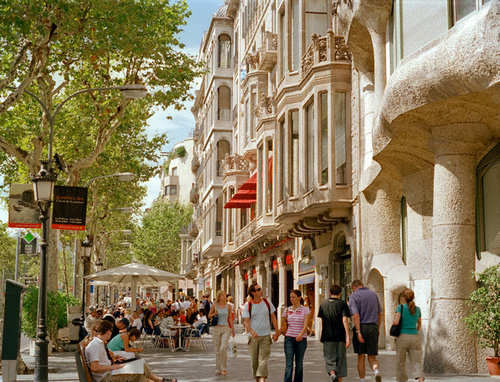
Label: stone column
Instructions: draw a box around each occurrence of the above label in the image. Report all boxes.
[278,256,287,316]
[425,124,488,373]
[265,258,273,299]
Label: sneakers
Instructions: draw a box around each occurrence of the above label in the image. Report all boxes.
[330,373,339,382]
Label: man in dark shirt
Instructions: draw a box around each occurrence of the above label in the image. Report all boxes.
[318,284,351,382]
[349,279,383,382]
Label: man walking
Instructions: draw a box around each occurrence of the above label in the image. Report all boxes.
[242,283,280,382]
[349,279,383,382]
[318,284,351,382]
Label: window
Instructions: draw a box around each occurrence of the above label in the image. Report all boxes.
[279,10,285,80]
[400,196,408,264]
[305,100,315,191]
[171,167,178,176]
[216,196,223,236]
[305,0,327,44]
[217,140,230,177]
[390,0,490,69]
[250,90,257,137]
[170,185,177,195]
[334,92,347,185]
[289,110,300,195]
[229,187,235,242]
[266,139,273,213]
[257,144,264,216]
[320,92,328,185]
[280,119,286,202]
[218,34,231,68]
[290,0,300,72]
[218,86,231,121]
[476,143,500,258]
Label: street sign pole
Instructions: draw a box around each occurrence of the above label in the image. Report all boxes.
[14,236,20,282]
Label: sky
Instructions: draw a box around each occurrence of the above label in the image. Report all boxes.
[0,0,225,223]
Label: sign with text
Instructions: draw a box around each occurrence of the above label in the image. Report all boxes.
[20,233,37,255]
[52,186,88,231]
[8,184,41,229]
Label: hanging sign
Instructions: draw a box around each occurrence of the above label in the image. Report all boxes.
[20,232,37,255]
[8,184,41,228]
[52,186,88,230]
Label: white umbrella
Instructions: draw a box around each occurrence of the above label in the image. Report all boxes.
[85,262,181,310]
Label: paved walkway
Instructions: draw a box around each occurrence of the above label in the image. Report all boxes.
[6,326,493,381]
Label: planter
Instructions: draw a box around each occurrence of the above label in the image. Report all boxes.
[486,357,500,376]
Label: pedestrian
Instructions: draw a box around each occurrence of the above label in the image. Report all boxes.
[349,280,383,382]
[318,284,351,382]
[393,289,424,382]
[242,283,281,382]
[208,289,235,376]
[279,289,311,382]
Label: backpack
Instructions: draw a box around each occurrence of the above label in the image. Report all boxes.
[248,298,272,324]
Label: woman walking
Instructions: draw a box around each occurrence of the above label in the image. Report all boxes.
[392,288,424,382]
[279,289,311,382]
[208,290,235,376]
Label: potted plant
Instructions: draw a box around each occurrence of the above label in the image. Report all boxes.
[464,264,500,376]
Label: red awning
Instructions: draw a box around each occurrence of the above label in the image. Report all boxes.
[224,172,257,209]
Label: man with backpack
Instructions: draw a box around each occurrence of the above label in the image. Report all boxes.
[242,283,280,382]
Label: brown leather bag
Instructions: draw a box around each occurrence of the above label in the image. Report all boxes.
[280,307,289,334]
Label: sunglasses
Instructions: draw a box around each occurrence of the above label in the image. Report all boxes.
[254,287,262,292]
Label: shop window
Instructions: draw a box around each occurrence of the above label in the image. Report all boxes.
[476,143,500,258]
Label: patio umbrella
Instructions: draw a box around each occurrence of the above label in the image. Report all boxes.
[85,262,181,310]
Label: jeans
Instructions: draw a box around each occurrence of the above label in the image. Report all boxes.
[284,336,307,382]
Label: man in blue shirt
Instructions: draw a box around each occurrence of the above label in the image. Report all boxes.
[348,280,383,382]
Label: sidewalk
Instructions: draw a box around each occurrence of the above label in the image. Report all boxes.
[4,326,493,381]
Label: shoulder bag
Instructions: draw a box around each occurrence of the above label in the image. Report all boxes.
[389,304,403,337]
[280,307,288,334]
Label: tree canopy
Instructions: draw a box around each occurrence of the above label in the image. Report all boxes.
[131,200,192,272]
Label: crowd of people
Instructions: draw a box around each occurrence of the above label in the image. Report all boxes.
[81,283,424,382]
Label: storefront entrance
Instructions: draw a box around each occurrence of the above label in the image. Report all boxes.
[329,233,352,301]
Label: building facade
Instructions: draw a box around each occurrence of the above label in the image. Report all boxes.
[160,138,195,205]
[183,0,499,374]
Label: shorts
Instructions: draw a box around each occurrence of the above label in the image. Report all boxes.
[353,323,379,355]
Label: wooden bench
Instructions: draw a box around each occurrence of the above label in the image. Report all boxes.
[75,337,94,382]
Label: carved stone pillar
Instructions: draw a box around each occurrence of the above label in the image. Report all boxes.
[425,124,489,373]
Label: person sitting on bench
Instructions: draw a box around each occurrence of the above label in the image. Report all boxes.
[86,319,176,382]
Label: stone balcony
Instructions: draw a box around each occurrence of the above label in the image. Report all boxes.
[258,32,278,71]
[301,32,351,79]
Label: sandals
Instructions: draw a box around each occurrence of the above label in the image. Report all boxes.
[221,370,227,376]
[215,370,221,376]
[162,378,177,382]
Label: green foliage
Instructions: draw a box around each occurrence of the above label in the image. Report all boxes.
[0,222,17,279]
[22,286,80,340]
[175,146,187,158]
[131,200,192,272]
[464,265,500,357]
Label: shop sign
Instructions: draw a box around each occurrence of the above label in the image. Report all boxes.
[285,254,293,265]
[252,268,257,276]
[8,184,41,228]
[272,260,278,271]
[244,272,248,280]
[299,258,315,274]
[20,232,37,255]
[52,186,88,230]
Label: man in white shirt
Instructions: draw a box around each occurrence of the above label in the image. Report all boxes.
[131,311,142,332]
[242,283,280,382]
[84,307,98,333]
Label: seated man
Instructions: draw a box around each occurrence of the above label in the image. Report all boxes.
[192,308,208,335]
[131,311,143,333]
[157,310,178,348]
[85,319,176,382]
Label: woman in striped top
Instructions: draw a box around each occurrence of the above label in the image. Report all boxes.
[280,289,311,382]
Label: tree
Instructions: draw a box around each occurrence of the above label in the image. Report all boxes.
[0,0,200,290]
[0,222,17,279]
[131,200,192,272]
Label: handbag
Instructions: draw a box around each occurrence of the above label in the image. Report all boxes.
[280,307,288,334]
[209,315,218,326]
[390,304,403,337]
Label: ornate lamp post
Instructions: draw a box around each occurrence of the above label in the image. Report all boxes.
[31,161,57,382]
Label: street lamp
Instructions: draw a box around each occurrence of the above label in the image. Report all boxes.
[30,160,58,382]
[14,83,148,382]
[83,172,135,187]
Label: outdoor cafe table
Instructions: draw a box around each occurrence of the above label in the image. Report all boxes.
[169,324,191,351]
